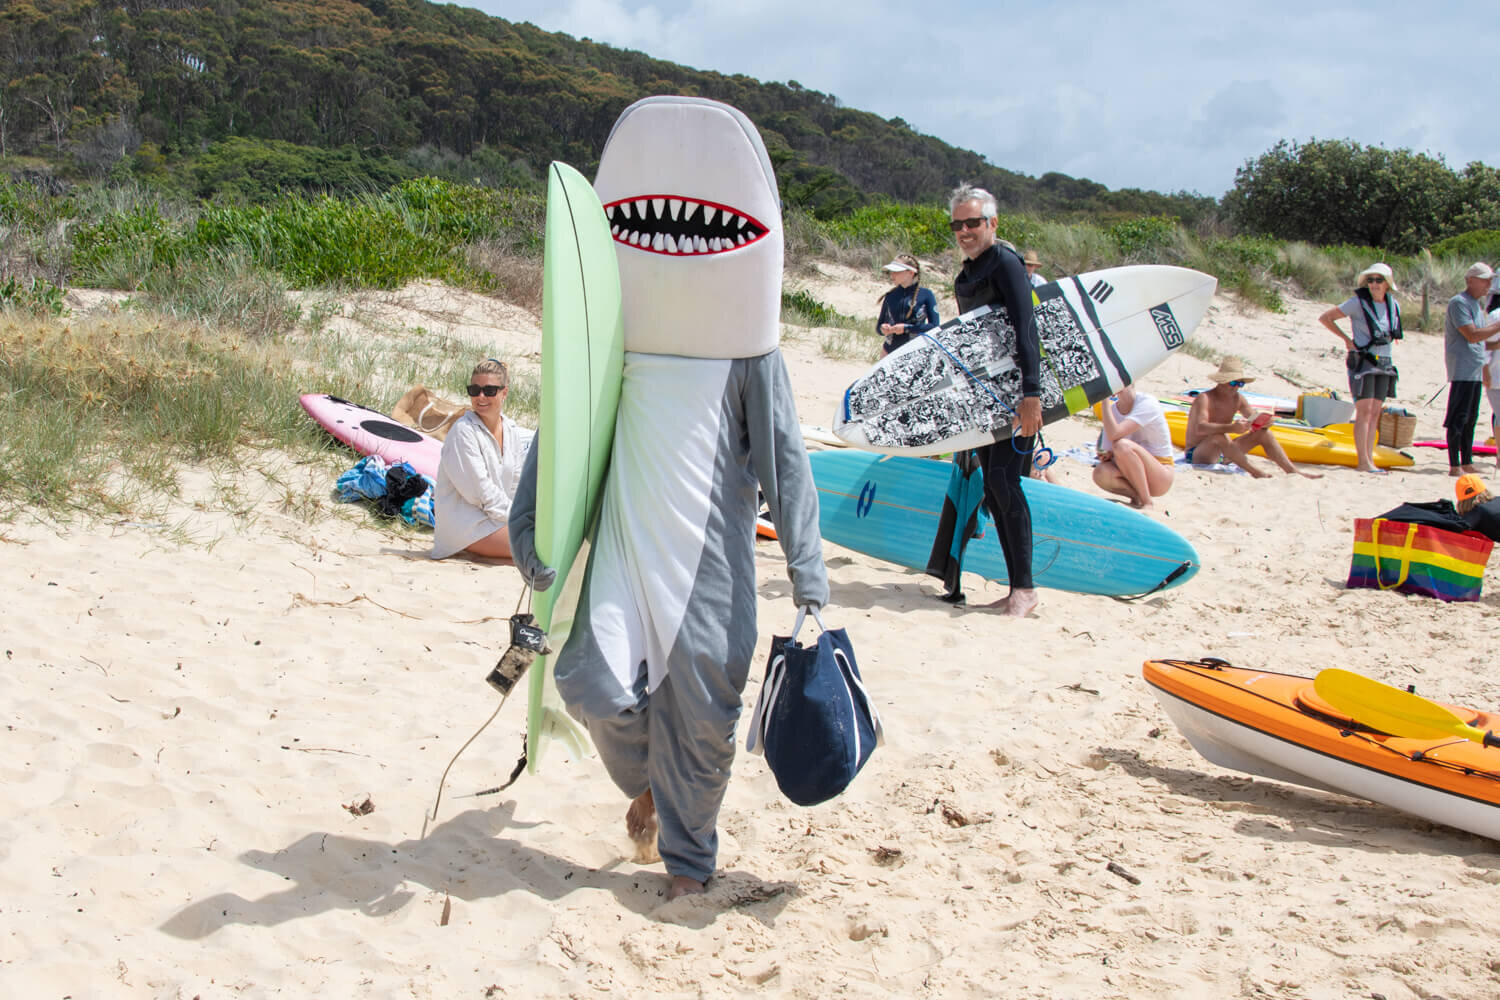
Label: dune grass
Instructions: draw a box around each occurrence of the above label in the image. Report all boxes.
[0,308,328,516]
[0,301,540,522]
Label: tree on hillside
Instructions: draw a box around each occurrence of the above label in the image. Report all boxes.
[1222,138,1500,253]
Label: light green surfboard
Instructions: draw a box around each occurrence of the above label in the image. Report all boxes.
[526,162,625,771]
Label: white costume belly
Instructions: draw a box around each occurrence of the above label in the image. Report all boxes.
[585,353,730,695]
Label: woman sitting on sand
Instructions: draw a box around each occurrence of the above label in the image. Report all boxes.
[430,358,535,561]
[875,253,940,356]
[1318,262,1402,474]
[1093,383,1174,509]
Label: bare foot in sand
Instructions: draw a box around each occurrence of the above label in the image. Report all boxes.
[985,588,1038,617]
[626,789,657,846]
[667,875,706,900]
[1294,469,1323,480]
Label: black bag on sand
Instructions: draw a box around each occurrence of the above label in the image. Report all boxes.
[377,463,429,518]
[1373,498,1471,535]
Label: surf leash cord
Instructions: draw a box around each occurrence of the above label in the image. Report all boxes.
[421,587,548,839]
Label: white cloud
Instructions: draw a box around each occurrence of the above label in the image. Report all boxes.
[463,1,1500,197]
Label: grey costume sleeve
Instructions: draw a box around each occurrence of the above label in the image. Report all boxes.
[505,435,556,592]
[744,349,829,609]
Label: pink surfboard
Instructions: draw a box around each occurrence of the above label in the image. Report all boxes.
[299,393,443,478]
[1413,439,1498,457]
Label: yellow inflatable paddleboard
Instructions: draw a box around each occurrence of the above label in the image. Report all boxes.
[1164,409,1413,468]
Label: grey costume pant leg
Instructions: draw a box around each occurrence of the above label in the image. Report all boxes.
[581,662,744,885]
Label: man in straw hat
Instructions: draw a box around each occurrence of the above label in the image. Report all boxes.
[1022,249,1047,288]
[1184,358,1321,478]
[1443,263,1500,476]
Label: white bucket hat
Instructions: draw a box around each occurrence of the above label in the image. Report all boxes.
[1356,262,1397,292]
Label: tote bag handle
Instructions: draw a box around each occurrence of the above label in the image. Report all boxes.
[746,605,830,756]
[1370,518,1416,591]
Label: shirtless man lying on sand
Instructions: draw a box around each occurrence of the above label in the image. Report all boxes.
[1185,358,1321,480]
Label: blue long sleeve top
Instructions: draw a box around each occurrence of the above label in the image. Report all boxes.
[875,284,940,336]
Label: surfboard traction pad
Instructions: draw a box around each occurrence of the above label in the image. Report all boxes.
[842,284,1147,450]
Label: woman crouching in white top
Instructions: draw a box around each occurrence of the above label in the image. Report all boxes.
[1093,383,1175,510]
[430,358,536,560]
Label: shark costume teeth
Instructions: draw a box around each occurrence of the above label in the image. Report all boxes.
[603,196,768,256]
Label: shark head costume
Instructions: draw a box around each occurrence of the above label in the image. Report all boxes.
[595,96,784,358]
[509,96,829,888]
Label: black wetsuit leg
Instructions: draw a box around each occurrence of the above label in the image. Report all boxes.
[977,435,1035,590]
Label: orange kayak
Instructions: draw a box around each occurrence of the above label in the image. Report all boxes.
[1144,658,1500,839]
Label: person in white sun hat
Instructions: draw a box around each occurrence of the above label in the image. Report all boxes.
[874,252,939,356]
[1318,262,1402,474]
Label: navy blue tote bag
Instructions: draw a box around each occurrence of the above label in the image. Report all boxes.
[745,608,883,806]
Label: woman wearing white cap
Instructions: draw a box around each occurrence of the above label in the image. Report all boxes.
[1318,262,1402,474]
[875,253,940,355]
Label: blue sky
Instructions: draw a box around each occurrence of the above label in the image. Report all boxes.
[460,1,1497,199]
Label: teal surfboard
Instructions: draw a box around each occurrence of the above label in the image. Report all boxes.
[811,450,1199,597]
[527,162,625,770]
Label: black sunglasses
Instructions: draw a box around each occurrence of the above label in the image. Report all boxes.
[948,216,990,232]
[466,384,504,397]
[1228,379,1247,388]
[1366,276,1387,284]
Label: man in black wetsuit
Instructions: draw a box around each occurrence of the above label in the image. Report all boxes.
[949,183,1042,617]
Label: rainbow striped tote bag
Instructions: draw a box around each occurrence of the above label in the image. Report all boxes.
[1347,517,1493,602]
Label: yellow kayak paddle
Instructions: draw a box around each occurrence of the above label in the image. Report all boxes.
[1313,669,1500,748]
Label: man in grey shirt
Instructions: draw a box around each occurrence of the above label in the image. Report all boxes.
[1445,263,1500,474]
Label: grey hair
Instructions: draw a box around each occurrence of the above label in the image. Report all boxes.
[948,183,998,218]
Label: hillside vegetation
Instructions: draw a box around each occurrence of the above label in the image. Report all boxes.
[1,0,1211,221]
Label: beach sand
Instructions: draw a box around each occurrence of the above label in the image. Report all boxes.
[4,268,1500,999]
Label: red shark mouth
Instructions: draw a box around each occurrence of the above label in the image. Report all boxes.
[603,195,768,255]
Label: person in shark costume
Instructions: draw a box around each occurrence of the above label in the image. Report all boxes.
[509,97,828,900]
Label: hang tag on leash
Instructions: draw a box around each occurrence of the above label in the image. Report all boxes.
[485,612,552,696]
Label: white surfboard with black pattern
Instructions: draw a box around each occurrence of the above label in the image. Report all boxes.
[833,265,1216,455]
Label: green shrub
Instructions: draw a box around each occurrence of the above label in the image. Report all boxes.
[817,200,954,258]
[993,214,1042,253]
[188,195,460,289]
[190,138,415,202]
[389,177,545,256]
[1430,229,1500,264]
[0,276,67,316]
[70,203,189,287]
[782,289,861,329]
[0,175,72,229]
[1107,215,1178,258]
